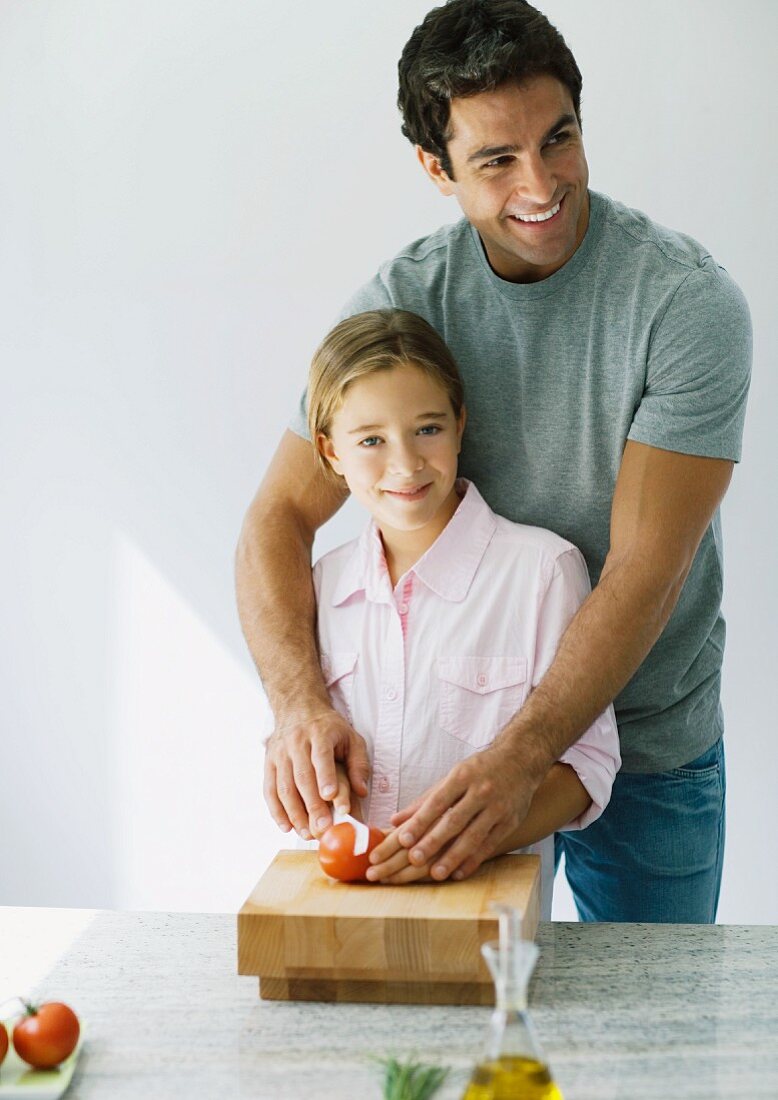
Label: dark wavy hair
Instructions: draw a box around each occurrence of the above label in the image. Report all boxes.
[398,0,582,178]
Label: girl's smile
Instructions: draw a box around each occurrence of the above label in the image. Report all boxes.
[382,482,432,501]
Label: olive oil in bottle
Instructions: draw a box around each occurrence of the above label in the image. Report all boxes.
[462,1055,563,1100]
[461,906,564,1100]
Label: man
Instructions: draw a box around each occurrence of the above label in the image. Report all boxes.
[236,0,751,921]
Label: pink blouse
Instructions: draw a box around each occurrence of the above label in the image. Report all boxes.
[312,479,621,914]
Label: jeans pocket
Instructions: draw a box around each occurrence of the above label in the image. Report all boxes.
[669,739,722,780]
[438,655,527,749]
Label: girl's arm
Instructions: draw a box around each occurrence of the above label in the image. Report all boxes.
[489,762,590,855]
[365,761,590,884]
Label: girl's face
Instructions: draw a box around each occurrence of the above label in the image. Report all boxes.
[318,362,466,539]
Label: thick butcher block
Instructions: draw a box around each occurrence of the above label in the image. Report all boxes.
[238,850,540,1004]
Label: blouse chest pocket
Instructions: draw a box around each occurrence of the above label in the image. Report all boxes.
[321,651,358,724]
[437,655,528,750]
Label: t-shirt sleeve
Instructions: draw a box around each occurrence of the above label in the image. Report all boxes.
[533,546,621,831]
[627,264,752,461]
[287,274,394,441]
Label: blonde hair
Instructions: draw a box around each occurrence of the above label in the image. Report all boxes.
[308,309,465,481]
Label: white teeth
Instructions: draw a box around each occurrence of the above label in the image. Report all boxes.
[514,201,561,223]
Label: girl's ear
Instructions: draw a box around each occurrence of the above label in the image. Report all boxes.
[317,432,344,477]
[456,404,467,453]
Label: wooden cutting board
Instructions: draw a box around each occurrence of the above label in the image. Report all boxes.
[238,850,540,1005]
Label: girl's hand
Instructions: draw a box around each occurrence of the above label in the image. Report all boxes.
[365,828,434,884]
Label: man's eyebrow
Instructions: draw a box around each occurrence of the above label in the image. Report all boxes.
[466,113,577,164]
[347,411,449,434]
[467,143,518,165]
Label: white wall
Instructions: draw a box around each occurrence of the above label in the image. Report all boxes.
[1,0,775,921]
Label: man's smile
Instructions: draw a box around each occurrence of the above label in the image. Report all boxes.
[507,195,564,227]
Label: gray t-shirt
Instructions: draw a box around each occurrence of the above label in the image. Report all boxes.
[289,190,752,772]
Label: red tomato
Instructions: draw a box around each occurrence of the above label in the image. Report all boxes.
[13,1002,80,1069]
[318,821,385,882]
[0,1021,8,1066]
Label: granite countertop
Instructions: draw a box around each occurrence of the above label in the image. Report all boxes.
[5,910,778,1099]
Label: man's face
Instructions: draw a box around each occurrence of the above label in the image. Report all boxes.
[419,75,590,283]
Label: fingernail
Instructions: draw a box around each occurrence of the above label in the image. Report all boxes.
[321,785,335,798]
[300,829,312,840]
[316,815,330,830]
[433,864,447,879]
[411,848,425,864]
[400,832,414,846]
[365,869,377,880]
[452,870,464,881]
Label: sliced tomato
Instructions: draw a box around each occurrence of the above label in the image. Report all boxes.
[318,821,385,882]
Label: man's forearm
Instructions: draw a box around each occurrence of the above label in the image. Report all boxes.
[235,501,329,722]
[497,555,685,777]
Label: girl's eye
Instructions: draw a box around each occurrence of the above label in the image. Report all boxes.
[359,436,381,447]
[418,425,442,435]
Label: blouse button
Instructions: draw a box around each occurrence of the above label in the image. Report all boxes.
[385,687,397,701]
[477,673,488,687]
[399,603,408,615]
[378,777,390,793]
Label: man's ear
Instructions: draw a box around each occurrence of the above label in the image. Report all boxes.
[416,145,456,197]
[317,432,344,477]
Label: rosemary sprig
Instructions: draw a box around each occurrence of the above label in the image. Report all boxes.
[380,1056,450,1100]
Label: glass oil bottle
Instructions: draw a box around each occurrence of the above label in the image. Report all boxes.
[461,905,563,1100]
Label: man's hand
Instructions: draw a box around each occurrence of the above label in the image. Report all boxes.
[264,709,370,840]
[331,761,365,821]
[368,743,543,882]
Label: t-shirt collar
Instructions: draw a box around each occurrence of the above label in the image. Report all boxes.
[330,479,497,606]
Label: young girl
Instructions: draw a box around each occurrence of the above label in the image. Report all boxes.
[303,308,620,916]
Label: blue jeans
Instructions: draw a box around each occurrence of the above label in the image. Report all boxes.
[554,737,726,922]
